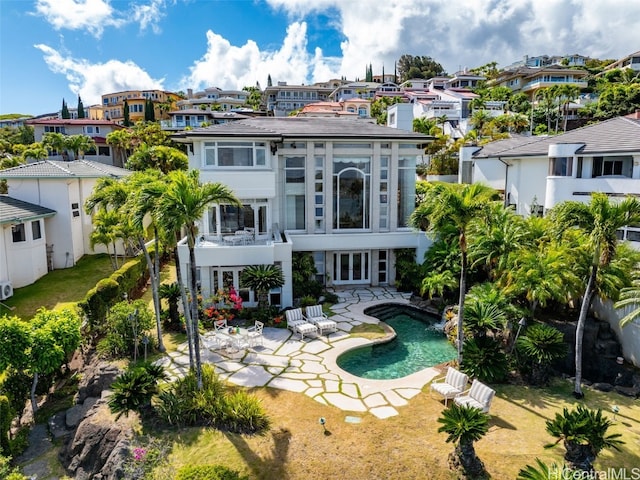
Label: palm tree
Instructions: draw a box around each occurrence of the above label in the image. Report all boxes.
[517,458,572,480]
[614,272,640,327]
[516,322,568,385]
[469,110,491,134]
[437,403,489,478]
[65,134,96,160]
[89,209,124,270]
[545,405,623,471]
[159,282,182,330]
[127,144,188,173]
[549,193,640,397]
[106,129,132,168]
[20,142,48,161]
[158,170,240,388]
[410,182,499,362]
[463,299,506,338]
[420,270,457,300]
[42,132,68,158]
[241,264,285,309]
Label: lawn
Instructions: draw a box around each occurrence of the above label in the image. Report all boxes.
[143,376,640,480]
[0,254,114,320]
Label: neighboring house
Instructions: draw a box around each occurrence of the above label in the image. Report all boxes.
[491,65,588,100]
[461,116,640,223]
[0,116,33,128]
[27,118,126,166]
[0,195,56,290]
[177,87,249,111]
[603,50,640,72]
[101,89,181,124]
[297,99,371,119]
[502,54,590,70]
[264,82,340,117]
[171,117,431,307]
[329,82,379,101]
[0,160,131,272]
[161,109,249,131]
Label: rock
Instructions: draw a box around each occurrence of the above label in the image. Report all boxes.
[49,411,71,440]
[614,371,634,387]
[61,399,136,480]
[592,382,613,392]
[614,385,640,398]
[66,396,99,428]
[76,361,121,404]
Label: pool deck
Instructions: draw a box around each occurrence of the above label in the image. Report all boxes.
[156,287,443,419]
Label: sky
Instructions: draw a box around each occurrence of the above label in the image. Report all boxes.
[1,0,639,116]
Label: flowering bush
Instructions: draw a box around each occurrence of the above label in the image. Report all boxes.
[123,438,169,479]
[202,288,243,327]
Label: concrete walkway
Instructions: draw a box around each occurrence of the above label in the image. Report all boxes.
[156,287,442,419]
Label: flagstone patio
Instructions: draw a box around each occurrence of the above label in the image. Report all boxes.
[156,287,443,419]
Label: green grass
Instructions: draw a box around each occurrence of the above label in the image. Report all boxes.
[1,254,114,320]
[349,322,386,340]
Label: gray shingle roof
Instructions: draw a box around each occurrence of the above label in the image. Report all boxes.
[172,117,431,141]
[0,160,131,179]
[0,195,56,224]
[473,117,640,159]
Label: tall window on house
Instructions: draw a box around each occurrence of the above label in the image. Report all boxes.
[549,157,572,176]
[333,157,371,230]
[32,220,42,240]
[285,156,306,230]
[379,156,389,230]
[398,156,416,227]
[12,223,26,243]
[314,156,325,232]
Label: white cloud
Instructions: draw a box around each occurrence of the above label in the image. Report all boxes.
[34,44,165,105]
[179,21,341,91]
[265,0,640,76]
[34,0,170,38]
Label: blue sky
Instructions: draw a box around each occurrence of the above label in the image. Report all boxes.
[1,0,639,116]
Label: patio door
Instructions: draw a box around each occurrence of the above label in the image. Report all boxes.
[333,251,369,284]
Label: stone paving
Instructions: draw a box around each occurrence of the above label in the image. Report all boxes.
[156,287,442,419]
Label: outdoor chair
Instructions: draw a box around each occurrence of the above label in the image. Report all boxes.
[285,308,317,341]
[430,367,469,406]
[247,320,264,347]
[454,379,495,413]
[212,319,230,348]
[304,304,337,336]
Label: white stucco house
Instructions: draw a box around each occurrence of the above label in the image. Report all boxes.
[171,117,432,308]
[461,116,640,221]
[0,195,56,292]
[0,160,131,275]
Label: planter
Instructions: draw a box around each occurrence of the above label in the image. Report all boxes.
[426,174,458,183]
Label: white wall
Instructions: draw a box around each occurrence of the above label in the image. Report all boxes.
[1,222,49,288]
[472,158,508,192]
[506,157,548,216]
[593,298,640,367]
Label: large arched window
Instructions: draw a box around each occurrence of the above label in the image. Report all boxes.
[333,157,370,229]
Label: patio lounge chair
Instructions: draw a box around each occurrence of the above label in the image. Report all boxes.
[285,308,317,341]
[454,379,495,413]
[430,367,469,406]
[304,305,337,336]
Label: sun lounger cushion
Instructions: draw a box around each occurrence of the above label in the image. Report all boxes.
[454,379,495,413]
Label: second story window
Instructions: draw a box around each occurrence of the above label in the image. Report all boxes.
[203,141,267,168]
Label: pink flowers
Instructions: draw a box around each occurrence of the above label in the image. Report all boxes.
[133,447,146,461]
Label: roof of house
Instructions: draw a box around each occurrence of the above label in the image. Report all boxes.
[472,117,640,159]
[25,119,123,127]
[0,195,56,225]
[171,117,431,141]
[0,160,131,179]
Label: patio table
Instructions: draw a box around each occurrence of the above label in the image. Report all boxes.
[216,327,250,352]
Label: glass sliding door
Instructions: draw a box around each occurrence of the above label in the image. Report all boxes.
[333,252,369,284]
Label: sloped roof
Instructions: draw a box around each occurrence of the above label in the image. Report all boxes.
[0,195,56,224]
[171,117,430,141]
[0,160,131,179]
[473,117,640,159]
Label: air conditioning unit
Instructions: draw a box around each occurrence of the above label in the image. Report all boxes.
[0,281,13,301]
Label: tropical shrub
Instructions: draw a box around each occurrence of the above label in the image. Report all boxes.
[221,390,271,434]
[463,299,506,338]
[175,465,250,480]
[241,264,285,308]
[461,337,509,383]
[108,362,167,419]
[123,437,171,479]
[437,403,489,479]
[517,458,573,480]
[97,300,154,358]
[516,322,568,385]
[0,369,29,420]
[292,252,323,299]
[202,288,243,328]
[159,282,182,331]
[0,396,10,454]
[395,248,426,293]
[545,405,623,471]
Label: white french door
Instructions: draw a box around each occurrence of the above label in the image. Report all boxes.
[333,251,370,284]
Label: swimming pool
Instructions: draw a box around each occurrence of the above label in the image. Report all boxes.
[337,304,455,380]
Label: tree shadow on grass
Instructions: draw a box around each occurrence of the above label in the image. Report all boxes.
[224,427,292,480]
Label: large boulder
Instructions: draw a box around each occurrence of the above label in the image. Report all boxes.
[76,361,121,403]
[60,399,136,480]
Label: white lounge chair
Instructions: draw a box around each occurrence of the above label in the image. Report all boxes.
[454,379,495,413]
[285,308,317,341]
[304,305,337,336]
[430,367,469,406]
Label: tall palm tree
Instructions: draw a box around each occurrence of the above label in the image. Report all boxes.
[410,182,499,362]
[158,170,240,388]
[549,193,640,397]
[614,272,640,327]
[65,134,96,160]
[89,209,124,270]
[437,403,489,478]
[241,264,285,309]
[42,132,68,158]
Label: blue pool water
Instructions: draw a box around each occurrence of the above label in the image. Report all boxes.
[337,305,455,380]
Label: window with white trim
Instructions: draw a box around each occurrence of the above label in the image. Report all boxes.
[203,141,267,168]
